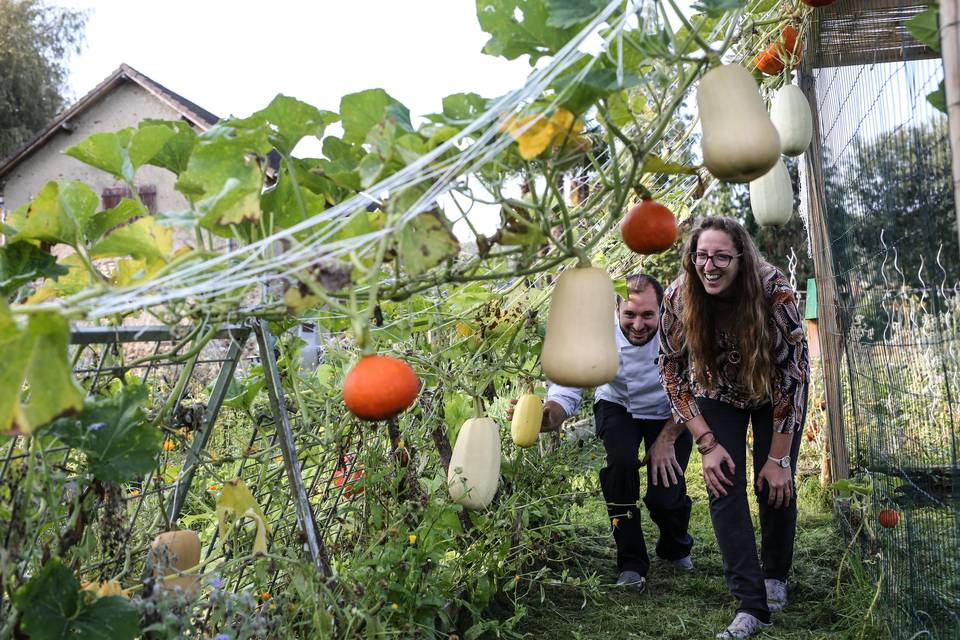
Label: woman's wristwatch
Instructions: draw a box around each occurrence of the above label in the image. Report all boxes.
[767,454,791,468]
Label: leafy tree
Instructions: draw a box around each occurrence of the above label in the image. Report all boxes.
[0,0,86,159]
[834,119,958,289]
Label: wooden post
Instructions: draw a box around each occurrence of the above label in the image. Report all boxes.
[799,21,850,482]
[941,0,960,254]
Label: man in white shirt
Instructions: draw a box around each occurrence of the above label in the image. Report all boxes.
[543,274,694,593]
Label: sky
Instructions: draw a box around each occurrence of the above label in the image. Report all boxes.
[61,1,534,126]
[58,1,550,237]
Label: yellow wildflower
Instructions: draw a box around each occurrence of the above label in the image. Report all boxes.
[162,439,176,452]
[408,534,417,545]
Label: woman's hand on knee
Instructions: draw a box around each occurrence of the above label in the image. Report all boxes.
[701,446,735,498]
[756,463,793,508]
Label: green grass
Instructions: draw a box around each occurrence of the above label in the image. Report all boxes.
[502,448,890,640]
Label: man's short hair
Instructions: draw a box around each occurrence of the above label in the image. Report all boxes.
[625,273,664,307]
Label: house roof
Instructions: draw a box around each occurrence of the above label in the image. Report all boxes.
[0,63,220,181]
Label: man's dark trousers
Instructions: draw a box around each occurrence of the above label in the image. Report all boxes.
[593,399,694,577]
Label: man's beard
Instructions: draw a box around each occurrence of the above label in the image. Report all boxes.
[622,326,655,347]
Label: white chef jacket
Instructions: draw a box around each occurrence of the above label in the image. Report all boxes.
[546,312,671,420]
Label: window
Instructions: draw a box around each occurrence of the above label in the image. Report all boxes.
[101,184,157,213]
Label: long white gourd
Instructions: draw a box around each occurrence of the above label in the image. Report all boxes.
[750,159,793,227]
[770,84,813,157]
[541,266,618,387]
[698,64,781,183]
[448,416,501,510]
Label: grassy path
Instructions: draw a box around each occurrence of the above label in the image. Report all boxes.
[506,451,887,640]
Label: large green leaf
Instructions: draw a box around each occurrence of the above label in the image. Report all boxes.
[544,0,607,27]
[88,216,173,263]
[0,242,68,296]
[475,0,583,64]
[14,558,138,640]
[261,169,330,229]
[397,209,460,276]
[232,94,339,156]
[691,0,747,18]
[0,305,84,435]
[84,199,148,245]
[340,89,413,145]
[140,119,200,176]
[906,7,940,53]
[441,93,490,123]
[175,124,271,229]
[927,79,947,113]
[9,181,100,247]
[65,125,175,182]
[45,384,161,483]
[553,65,643,114]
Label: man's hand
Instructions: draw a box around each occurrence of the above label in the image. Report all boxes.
[507,399,568,432]
[647,433,684,487]
[756,461,793,508]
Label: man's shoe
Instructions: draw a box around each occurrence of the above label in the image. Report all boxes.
[671,555,694,571]
[716,612,772,639]
[615,570,646,593]
[765,579,787,611]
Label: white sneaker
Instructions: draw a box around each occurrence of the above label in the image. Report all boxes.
[716,612,772,639]
[765,579,787,611]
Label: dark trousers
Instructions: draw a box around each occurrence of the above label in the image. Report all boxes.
[594,400,694,577]
[697,397,804,624]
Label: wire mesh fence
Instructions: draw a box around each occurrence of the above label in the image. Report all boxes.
[805,2,959,636]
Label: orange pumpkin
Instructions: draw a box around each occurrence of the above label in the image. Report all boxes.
[343,355,419,421]
[753,26,802,76]
[620,197,679,254]
[879,508,900,529]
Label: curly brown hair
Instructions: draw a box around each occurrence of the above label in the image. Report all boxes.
[680,217,773,402]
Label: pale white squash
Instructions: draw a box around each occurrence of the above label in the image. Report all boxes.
[511,394,543,448]
[770,84,813,156]
[448,417,501,510]
[698,64,781,183]
[541,266,619,387]
[749,159,793,227]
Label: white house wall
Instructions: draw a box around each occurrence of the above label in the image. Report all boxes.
[2,81,197,217]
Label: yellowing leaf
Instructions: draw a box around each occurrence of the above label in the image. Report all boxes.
[89,216,174,263]
[499,107,584,160]
[109,258,164,288]
[82,580,126,599]
[25,255,94,304]
[0,304,84,435]
[216,478,271,554]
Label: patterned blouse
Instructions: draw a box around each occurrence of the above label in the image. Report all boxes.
[658,264,809,434]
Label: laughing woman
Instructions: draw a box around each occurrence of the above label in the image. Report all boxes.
[658,216,809,639]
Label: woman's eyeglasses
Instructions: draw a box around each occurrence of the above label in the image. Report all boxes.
[691,252,742,268]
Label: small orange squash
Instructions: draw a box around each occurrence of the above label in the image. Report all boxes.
[879,508,900,529]
[343,355,419,421]
[620,197,678,254]
[753,26,802,76]
[151,530,201,594]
